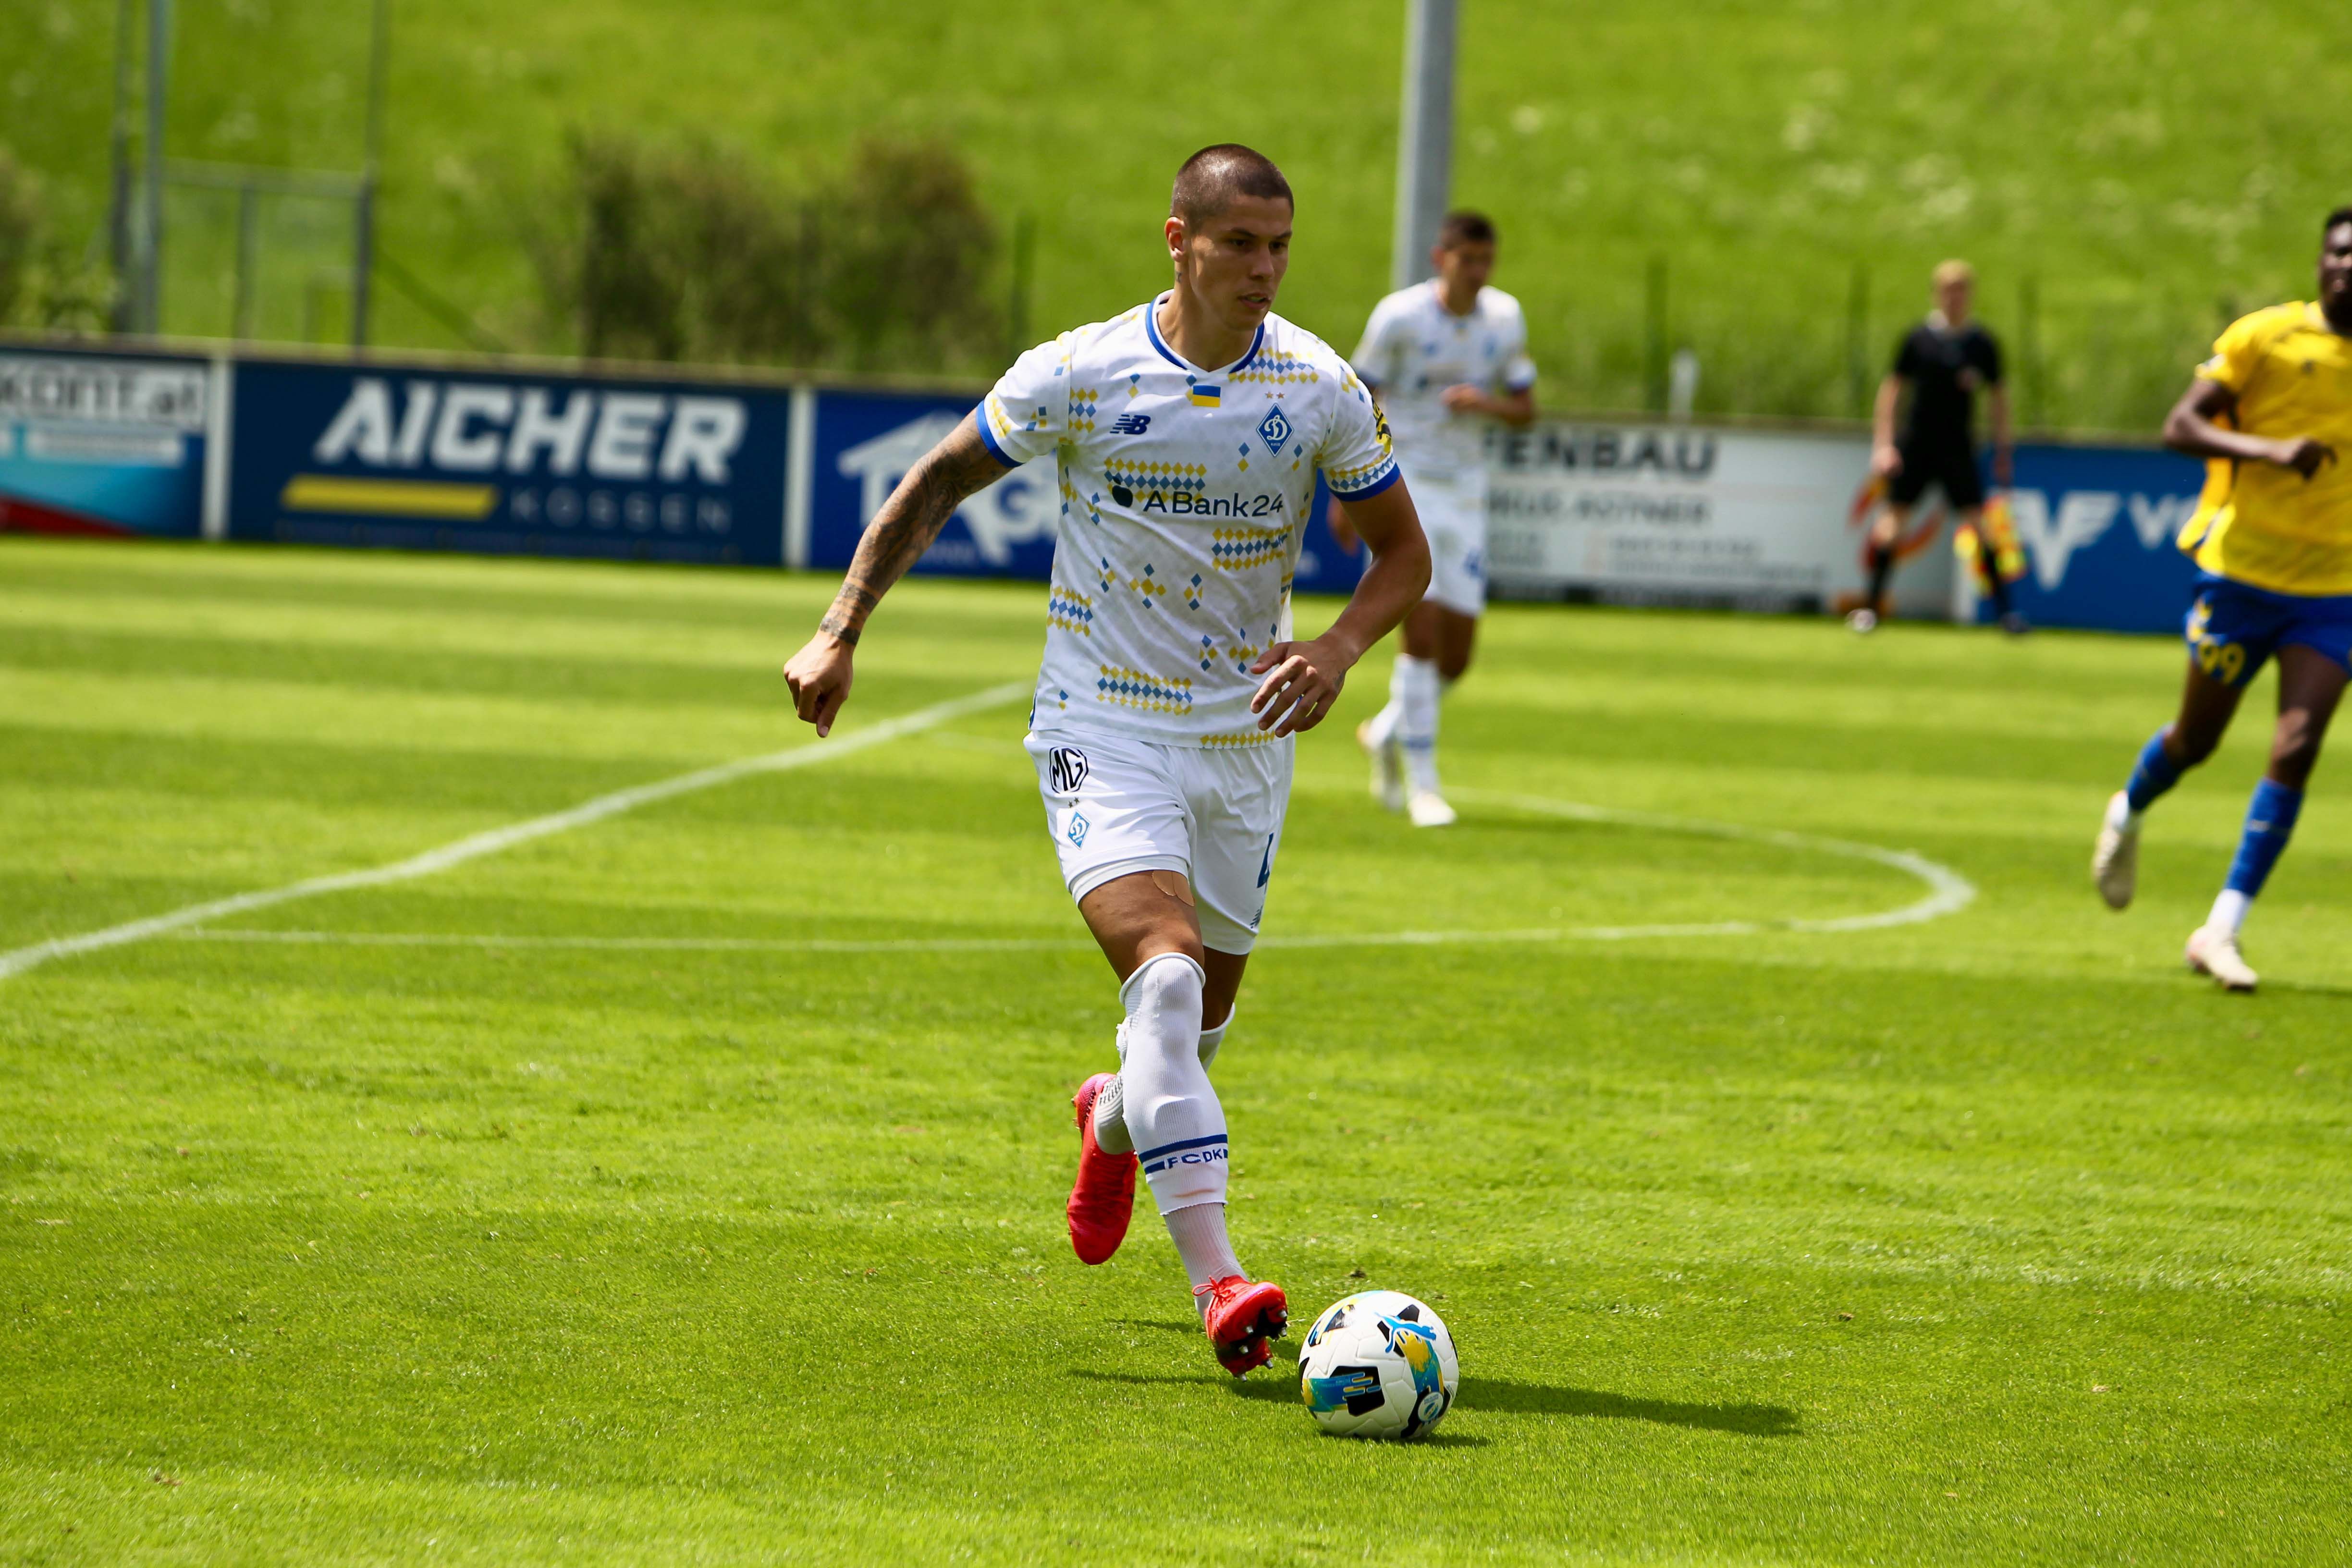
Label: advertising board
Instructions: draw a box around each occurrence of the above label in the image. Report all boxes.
[227,358,790,565]
[1482,419,1954,618]
[0,344,210,539]
[1968,441,2206,635]
[805,389,1055,578]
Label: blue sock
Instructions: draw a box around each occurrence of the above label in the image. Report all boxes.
[2224,778,2303,896]
[2123,729,2184,814]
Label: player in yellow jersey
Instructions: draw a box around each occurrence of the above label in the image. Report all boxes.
[2090,208,2352,990]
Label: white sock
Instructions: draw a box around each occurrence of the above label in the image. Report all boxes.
[2208,888,2251,937]
[1091,1023,1134,1155]
[1165,1201,1244,1307]
[1197,1005,1233,1071]
[2106,793,2140,833]
[1116,953,1228,1215]
[1099,1004,1234,1155]
[1363,697,1401,749]
[1396,653,1441,795]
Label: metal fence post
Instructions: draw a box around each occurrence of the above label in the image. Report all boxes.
[1390,0,1456,291]
[142,0,169,333]
[1845,261,1871,417]
[2019,273,2040,431]
[1644,256,1668,413]
[1007,211,1035,361]
[351,0,389,348]
[232,183,258,339]
[108,0,136,331]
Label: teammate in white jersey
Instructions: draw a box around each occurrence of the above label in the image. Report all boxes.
[1334,211,1537,826]
[782,145,1430,1377]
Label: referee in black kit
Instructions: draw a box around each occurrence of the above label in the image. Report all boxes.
[1848,259,2023,635]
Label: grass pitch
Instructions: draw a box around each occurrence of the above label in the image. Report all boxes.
[2,538,2348,1565]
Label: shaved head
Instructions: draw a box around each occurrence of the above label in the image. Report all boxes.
[1171,144,1293,230]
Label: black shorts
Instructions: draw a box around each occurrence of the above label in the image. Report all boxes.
[1887,442,1984,510]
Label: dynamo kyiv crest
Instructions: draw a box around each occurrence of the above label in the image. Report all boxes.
[1257,406,1292,455]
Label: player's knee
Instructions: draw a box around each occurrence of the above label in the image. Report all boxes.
[1121,948,1205,1026]
[2169,723,2222,768]
[1438,649,1472,682]
[2269,723,2324,786]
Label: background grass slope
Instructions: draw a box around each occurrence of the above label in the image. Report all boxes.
[4,0,2349,428]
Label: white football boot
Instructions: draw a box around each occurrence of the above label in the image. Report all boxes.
[1407,790,1457,828]
[2091,792,2139,910]
[2184,925,2258,992]
[1358,719,1405,813]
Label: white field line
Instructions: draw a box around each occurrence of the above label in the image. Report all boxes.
[0,681,1031,983]
[1449,788,1978,934]
[162,789,1975,958]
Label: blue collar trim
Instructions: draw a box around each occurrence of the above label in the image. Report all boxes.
[1147,294,1265,377]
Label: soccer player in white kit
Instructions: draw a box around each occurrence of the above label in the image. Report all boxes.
[782,145,1431,1377]
[1334,211,1537,826]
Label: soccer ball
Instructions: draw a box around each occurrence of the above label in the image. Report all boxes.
[1298,1290,1459,1439]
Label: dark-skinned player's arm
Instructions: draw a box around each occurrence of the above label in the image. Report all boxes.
[781,414,1010,736]
[1250,481,1431,737]
[2162,377,2335,481]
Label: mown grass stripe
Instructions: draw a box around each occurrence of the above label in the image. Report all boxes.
[0,681,1028,982]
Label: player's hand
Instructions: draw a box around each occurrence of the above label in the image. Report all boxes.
[2272,436,2337,480]
[1325,496,1360,555]
[782,633,856,737]
[1249,636,1350,736]
[1439,383,1486,414]
[1871,443,1904,478]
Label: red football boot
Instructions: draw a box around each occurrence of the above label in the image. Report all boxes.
[1066,1073,1137,1265]
[1198,1275,1288,1376]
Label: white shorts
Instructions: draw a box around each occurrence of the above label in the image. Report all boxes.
[1402,465,1488,616]
[1025,726,1293,955]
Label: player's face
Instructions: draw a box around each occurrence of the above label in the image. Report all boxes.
[1170,196,1292,331]
[1434,240,1496,294]
[2320,222,2352,314]
[1935,276,1972,323]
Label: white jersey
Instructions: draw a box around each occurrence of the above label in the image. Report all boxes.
[1349,282,1536,478]
[980,295,1398,747]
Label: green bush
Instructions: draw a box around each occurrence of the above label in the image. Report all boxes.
[0,147,112,333]
[535,134,997,375]
[0,149,39,325]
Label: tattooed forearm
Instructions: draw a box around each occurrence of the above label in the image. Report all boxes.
[817,417,1007,642]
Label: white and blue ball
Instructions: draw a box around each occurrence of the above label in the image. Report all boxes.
[1298,1290,1459,1439]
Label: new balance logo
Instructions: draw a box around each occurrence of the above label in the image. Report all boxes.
[1110,414,1151,436]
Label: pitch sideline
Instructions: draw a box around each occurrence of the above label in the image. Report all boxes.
[160,788,1977,956]
[0,681,1032,983]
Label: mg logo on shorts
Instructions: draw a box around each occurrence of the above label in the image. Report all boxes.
[1048,746,1089,795]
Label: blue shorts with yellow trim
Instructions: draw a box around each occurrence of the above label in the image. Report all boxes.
[2184,573,2352,688]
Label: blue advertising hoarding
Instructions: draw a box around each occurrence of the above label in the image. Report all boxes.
[0,344,209,539]
[228,358,790,565]
[1979,441,2206,635]
[805,386,1364,596]
[808,388,1055,578]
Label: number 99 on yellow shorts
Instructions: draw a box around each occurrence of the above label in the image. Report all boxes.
[2184,574,2352,690]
